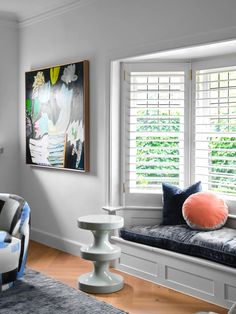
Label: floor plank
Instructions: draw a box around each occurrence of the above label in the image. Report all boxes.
[27,240,228,314]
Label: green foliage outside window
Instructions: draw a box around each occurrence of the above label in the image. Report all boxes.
[209,137,236,195]
[135,109,181,189]
[134,109,236,195]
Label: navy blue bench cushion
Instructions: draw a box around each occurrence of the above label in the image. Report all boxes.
[120,225,236,268]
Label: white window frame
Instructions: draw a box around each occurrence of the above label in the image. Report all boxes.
[119,56,236,214]
[192,55,236,213]
[121,62,191,207]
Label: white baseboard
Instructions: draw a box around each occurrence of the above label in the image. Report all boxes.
[30,227,82,257]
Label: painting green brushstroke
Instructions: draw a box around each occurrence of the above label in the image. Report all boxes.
[50,66,60,85]
[26,99,32,115]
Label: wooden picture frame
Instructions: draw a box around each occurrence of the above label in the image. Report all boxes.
[25,60,89,172]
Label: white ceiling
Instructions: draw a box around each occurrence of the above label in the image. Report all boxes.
[0,0,80,22]
[1,0,236,62]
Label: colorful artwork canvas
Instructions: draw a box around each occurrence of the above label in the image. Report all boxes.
[25,60,89,172]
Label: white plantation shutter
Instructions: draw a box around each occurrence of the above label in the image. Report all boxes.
[123,64,187,194]
[194,66,236,196]
[119,61,236,211]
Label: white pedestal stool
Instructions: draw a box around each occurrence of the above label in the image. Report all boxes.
[78,214,124,293]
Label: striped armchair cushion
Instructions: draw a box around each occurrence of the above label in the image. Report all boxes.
[0,230,21,291]
[0,195,25,235]
[0,231,12,247]
[0,195,31,291]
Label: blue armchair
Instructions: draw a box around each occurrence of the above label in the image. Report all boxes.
[0,194,30,291]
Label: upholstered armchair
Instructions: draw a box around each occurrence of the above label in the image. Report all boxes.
[0,194,30,291]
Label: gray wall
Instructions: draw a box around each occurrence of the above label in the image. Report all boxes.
[0,18,19,194]
[18,0,236,253]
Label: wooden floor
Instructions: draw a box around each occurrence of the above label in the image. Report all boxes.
[27,240,228,314]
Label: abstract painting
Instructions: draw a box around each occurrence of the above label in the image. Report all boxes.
[25,60,89,172]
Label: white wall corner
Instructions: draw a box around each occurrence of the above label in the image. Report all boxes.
[0,13,18,28]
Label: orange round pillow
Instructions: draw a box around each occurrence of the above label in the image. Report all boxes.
[182,191,228,230]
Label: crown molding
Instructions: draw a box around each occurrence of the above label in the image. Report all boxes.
[19,0,97,28]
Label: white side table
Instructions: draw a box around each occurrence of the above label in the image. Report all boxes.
[77,214,124,293]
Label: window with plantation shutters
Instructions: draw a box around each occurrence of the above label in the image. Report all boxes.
[194,66,236,196]
[122,61,236,210]
[123,64,187,194]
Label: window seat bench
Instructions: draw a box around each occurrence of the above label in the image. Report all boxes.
[111,211,236,309]
[120,225,236,268]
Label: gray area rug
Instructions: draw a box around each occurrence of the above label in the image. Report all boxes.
[0,269,128,314]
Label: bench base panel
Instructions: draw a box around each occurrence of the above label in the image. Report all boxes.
[112,236,236,309]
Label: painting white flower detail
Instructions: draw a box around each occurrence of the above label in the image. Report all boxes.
[32,71,45,98]
[61,64,78,84]
[66,120,84,147]
[54,83,73,133]
[38,82,51,104]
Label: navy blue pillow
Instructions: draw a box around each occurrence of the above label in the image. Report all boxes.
[161,182,202,225]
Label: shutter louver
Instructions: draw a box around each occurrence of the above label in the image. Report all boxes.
[125,70,185,193]
[195,67,236,196]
